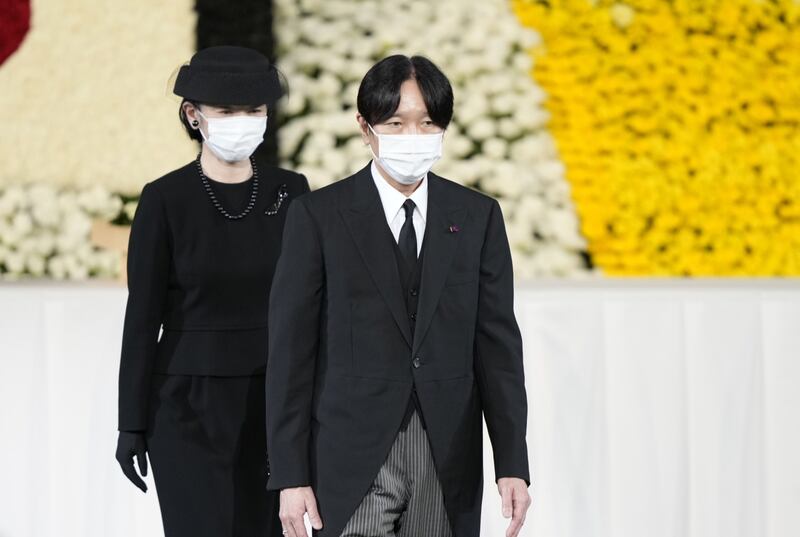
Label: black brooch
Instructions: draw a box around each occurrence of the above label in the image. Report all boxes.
[265,184,289,215]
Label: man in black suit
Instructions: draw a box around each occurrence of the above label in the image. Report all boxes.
[266,55,531,537]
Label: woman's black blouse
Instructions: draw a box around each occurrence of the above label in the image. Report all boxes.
[118,159,309,431]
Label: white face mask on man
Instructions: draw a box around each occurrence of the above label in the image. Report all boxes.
[196,109,267,163]
[368,124,444,185]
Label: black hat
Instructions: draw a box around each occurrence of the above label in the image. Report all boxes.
[173,46,283,106]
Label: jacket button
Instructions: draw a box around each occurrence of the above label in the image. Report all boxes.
[412,356,421,368]
[410,288,418,296]
[410,312,416,321]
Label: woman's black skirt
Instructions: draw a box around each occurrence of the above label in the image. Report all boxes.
[145,373,282,537]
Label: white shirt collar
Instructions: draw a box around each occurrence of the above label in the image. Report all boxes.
[370,160,428,223]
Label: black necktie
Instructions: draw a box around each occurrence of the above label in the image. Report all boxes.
[399,198,417,268]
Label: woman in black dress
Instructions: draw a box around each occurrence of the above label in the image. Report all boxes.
[115,45,308,537]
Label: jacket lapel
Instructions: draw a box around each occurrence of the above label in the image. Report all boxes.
[340,165,413,348]
[412,172,465,356]
[339,166,465,355]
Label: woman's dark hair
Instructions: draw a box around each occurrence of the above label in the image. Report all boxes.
[178,99,204,143]
[357,55,454,129]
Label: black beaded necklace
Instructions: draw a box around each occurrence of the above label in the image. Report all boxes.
[195,152,259,220]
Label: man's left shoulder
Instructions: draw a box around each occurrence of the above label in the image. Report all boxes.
[429,172,497,212]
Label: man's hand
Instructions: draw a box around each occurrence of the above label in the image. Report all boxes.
[279,486,323,537]
[498,477,531,537]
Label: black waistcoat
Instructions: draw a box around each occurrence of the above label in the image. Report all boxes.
[391,232,428,431]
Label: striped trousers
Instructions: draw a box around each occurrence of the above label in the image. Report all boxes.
[339,409,453,537]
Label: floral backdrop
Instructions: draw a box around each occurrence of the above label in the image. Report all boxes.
[0,184,128,279]
[513,0,800,275]
[0,0,197,192]
[2,0,799,279]
[273,0,590,278]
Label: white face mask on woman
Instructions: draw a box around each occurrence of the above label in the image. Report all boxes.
[196,109,267,162]
[368,124,443,185]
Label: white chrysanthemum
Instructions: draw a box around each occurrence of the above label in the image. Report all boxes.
[482,138,509,160]
[123,201,139,221]
[47,255,67,280]
[93,249,122,276]
[4,250,26,275]
[11,212,34,236]
[0,186,26,212]
[31,197,62,228]
[26,254,47,277]
[611,3,636,29]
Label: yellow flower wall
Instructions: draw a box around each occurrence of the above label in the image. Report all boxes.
[513,0,800,275]
[0,0,197,194]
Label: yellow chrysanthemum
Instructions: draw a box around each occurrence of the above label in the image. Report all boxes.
[513,0,800,275]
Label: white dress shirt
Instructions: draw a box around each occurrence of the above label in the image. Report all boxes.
[370,160,427,257]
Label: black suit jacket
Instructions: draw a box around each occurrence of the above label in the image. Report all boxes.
[265,164,529,537]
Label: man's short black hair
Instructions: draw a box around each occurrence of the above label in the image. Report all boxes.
[357,55,454,129]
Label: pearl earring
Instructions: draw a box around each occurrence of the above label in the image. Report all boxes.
[191,120,199,127]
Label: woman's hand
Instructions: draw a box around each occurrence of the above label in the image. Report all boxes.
[115,431,148,492]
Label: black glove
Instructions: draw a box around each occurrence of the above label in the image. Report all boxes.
[115,431,148,493]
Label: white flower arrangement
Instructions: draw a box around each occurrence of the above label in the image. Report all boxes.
[0,184,125,280]
[274,0,593,277]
